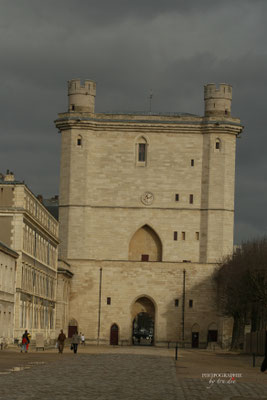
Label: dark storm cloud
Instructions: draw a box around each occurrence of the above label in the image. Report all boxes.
[0,0,267,243]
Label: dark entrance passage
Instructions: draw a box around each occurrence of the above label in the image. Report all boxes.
[131,297,155,346]
[110,324,119,345]
[192,332,199,348]
[132,312,154,345]
[208,330,218,342]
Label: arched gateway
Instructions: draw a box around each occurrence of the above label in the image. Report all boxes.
[131,296,155,345]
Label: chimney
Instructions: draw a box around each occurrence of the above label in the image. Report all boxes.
[4,170,15,182]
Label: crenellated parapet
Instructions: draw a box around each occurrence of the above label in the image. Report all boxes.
[68,79,96,113]
[204,83,232,117]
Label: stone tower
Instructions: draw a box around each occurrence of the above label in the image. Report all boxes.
[55,80,243,347]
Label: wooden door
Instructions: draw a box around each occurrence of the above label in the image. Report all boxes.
[192,332,199,348]
[68,325,78,338]
[110,324,119,345]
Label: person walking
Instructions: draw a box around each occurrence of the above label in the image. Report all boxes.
[71,332,80,354]
[81,333,85,346]
[21,330,30,353]
[57,329,66,354]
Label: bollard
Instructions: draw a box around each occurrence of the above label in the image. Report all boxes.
[175,344,178,360]
[253,353,256,367]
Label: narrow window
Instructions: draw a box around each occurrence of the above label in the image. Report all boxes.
[175,299,179,307]
[195,232,199,240]
[189,194,194,204]
[191,159,194,167]
[175,194,179,202]
[77,138,82,146]
[189,300,193,308]
[71,105,75,111]
[107,297,111,305]
[174,231,178,241]
[138,143,146,162]
[215,139,221,150]
[182,232,186,240]
[141,254,149,262]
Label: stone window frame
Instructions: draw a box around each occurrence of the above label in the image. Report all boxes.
[215,138,222,152]
[135,135,149,167]
[77,134,83,147]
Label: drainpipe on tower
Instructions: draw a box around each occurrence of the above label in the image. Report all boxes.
[97,267,103,345]
[182,269,186,347]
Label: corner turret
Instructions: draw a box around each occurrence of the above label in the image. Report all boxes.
[204,83,232,117]
[68,79,96,113]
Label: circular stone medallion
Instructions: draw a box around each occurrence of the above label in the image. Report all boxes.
[141,192,154,205]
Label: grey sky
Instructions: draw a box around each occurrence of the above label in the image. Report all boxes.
[0,0,266,244]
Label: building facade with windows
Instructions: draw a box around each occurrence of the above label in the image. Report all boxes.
[55,80,243,347]
[0,173,59,341]
[0,241,18,344]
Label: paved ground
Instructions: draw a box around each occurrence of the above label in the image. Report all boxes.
[1,345,267,399]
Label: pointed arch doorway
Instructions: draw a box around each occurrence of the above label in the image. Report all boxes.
[110,323,119,345]
[132,296,155,346]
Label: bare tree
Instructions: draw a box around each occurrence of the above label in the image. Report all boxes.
[214,238,267,349]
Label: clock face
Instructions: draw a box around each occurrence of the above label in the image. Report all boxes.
[141,192,154,205]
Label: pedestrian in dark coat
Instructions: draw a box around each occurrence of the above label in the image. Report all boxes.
[71,332,80,354]
[57,330,66,354]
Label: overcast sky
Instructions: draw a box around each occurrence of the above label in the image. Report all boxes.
[0,0,266,244]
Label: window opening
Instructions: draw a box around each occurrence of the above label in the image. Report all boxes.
[215,140,220,150]
[195,232,199,240]
[138,143,146,162]
[175,299,179,307]
[191,159,194,166]
[174,231,178,241]
[141,254,149,262]
[189,194,194,204]
[182,232,186,240]
[189,300,193,308]
[107,297,111,305]
[175,194,179,202]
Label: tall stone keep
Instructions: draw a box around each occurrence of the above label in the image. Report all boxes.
[55,80,243,347]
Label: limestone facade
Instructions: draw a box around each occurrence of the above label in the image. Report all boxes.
[0,173,59,341]
[0,241,18,343]
[55,80,243,347]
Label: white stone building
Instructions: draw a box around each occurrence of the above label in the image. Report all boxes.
[0,172,59,341]
[0,241,18,344]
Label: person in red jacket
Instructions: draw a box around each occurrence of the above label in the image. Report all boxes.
[21,330,30,353]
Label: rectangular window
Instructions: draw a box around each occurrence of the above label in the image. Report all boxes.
[77,138,82,146]
[189,299,193,308]
[141,254,149,261]
[175,299,179,307]
[174,231,178,241]
[182,232,186,240]
[138,144,146,162]
[189,194,194,204]
[107,297,111,305]
[191,159,194,166]
[175,194,179,202]
[195,232,199,240]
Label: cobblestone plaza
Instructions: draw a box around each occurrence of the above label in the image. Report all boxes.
[1,346,267,399]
